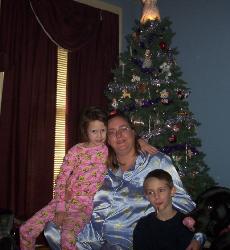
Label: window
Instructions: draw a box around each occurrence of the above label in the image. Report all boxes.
[53,47,67,192]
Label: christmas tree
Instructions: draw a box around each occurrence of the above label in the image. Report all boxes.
[105,1,215,199]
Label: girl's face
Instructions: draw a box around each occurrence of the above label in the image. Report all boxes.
[86,120,107,147]
[144,177,176,213]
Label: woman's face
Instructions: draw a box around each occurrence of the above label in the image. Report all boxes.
[107,116,136,156]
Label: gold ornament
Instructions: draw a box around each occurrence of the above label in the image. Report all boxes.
[121,89,131,98]
[178,109,189,117]
[140,0,161,24]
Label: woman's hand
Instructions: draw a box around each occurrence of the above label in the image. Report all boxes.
[138,138,158,155]
[183,216,196,232]
[186,240,201,250]
[53,212,66,227]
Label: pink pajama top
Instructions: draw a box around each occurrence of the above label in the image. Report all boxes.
[53,143,108,213]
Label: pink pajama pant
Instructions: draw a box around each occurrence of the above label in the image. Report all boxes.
[20,201,92,250]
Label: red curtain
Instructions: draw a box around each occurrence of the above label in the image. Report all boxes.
[29,0,101,51]
[29,0,119,149]
[0,0,56,218]
[66,10,119,149]
[0,0,119,219]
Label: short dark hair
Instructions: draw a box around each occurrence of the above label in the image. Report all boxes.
[79,106,108,141]
[144,169,174,189]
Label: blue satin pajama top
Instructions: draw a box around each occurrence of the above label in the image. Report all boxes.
[45,152,196,249]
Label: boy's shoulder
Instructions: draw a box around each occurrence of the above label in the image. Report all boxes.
[135,212,159,234]
[137,212,156,226]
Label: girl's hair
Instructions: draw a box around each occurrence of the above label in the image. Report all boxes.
[144,169,174,189]
[79,106,108,142]
[107,110,140,169]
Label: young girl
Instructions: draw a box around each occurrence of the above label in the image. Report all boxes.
[20,106,109,250]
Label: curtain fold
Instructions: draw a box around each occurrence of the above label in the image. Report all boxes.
[0,0,56,218]
[66,10,119,149]
[0,0,19,71]
[29,0,119,149]
[29,0,101,51]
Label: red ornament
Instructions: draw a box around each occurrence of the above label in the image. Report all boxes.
[168,134,177,143]
[172,124,180,132]
[159,41,168,50]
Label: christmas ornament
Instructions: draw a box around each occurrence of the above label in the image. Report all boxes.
[121,89,131,98]
[150,78,161,86]
[153,114,162,131]
[140,0,160,24]
[111,98,118,109]
[140,128,163,141]
[187,149,193,159]
[131,74,141,82]
[176,89,190,100]
[177,89,184,99]
[160,62,172,80]
[138,83,147,93]
[168,134,177,143]
[160,89,169,104]
[177,109,189,117]
[135,98,144,107]
[131,115,145,130]
[159,41,168,50]
[142,49,152,69]
[172,124,180,132]
[142,99,152,107]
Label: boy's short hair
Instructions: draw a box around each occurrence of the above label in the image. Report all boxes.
[144,169,174,189]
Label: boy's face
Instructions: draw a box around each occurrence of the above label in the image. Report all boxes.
[144,177,176,212]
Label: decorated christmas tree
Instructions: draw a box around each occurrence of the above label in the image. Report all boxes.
[105,0,215,198]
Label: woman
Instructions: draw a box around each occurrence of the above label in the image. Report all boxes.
[45,111,204,250]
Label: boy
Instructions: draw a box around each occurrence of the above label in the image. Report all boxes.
[133,169,194,250]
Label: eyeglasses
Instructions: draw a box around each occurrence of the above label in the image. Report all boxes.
[107,125,131,138]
